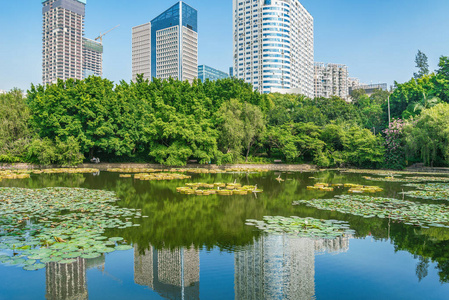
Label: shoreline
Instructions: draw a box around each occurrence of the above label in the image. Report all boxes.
[2,162,449,174]
[0,162,317,172]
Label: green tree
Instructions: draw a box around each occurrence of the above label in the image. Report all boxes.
[0,89,31,162]
[405,103,449,167]
[414,50,429,79]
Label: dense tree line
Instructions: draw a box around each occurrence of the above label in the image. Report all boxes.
[2,51,449,168]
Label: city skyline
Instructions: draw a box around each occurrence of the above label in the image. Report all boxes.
[1,0,448,91]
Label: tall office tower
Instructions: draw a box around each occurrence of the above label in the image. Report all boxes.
[198,65,229,81]
[82,37,103,78]
[132,23,152,81]
[134,244,200,299]
[235,235,316,299]
[235,235,353,299]
[42,0,86,85]
[132,2,198,83]
[232,0,314,96]
[314,63,349,100]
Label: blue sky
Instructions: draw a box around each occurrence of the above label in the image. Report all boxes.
[0,0,448,91]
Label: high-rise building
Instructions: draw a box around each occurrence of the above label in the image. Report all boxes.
[42,0,86,85]
[134,244,200,299]
[229,67,234,77]
[232,0,314,96]
[235,235,352,300]
[83,37,103,78]
[198,65,229,81]
[132,2,198,83]
[349,82,388,96]
[314,63,349,100]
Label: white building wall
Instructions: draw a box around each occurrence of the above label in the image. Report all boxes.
[182,27,198,83]
[42,0,85,85]
[132,23,152,81]
[314,63,349,100]
[156,26,180,80]
[233,0,314,97]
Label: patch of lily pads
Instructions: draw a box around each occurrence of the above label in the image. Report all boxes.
[402,183,449,201]
[134,173,191,181]
[294,195,449,228]
[245,216,355,238]
[176,182,263,195]
[307,183,383,194]
[0,187,140,271]
[363,176,449,183]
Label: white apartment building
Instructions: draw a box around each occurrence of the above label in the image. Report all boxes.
[232,0,314,96]
[82,38,103,78]
[42,0,86,85]
[314,63,349,100]
[132,2,198,83]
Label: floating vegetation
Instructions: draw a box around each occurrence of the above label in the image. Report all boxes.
[341,169,449,176]
[294,195,449,228]
[0,187,140,271]
[134,173,191,181]
[306,183,383,194]
[224,168,267,173]
[172,168,267,174]
[176,182,262,196]
[107,168,165,173]
[0,171,30,180]
[363,176,449,183]
[119,174,132,178]
[37,168,99,174]
[245,216,355,238]
[402,183,449,201]
[307,183,334,192]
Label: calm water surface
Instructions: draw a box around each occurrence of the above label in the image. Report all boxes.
[1,170,449,300]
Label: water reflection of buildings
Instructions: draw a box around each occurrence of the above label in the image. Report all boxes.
[46,256,105,300]
[235,235,351,300]
[134,245,200,299]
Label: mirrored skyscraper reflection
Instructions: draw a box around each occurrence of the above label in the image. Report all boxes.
[234,234,351,300]
[45,256,105,300]
[134,244,200,300]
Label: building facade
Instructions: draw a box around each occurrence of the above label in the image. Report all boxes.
[82,37,103,78]
[314,63,349,100]
[198,65,229,81]
[42,0,86,85]
[132,2,198,83]
[348,82,388,96]
[134,245,200,299]
[232,0,314,96]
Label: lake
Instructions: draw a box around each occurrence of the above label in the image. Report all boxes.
[1,170,449,300]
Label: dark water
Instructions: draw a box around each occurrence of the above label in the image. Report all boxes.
[1,170,449,300]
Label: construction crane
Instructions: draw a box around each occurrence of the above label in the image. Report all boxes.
[95,25,120,43]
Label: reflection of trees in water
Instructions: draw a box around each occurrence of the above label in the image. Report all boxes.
[0,174,86,189]
[45,256,105,300]
[234,234,351,300]
[4,170,449,283]
[134,244,200,300]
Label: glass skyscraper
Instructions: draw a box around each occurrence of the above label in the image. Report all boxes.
[132,2,198,83]
[198,65,229,81]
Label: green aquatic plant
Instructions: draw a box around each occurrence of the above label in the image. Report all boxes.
[363,176,449,183]
[0,187,141,271]
[294,195,449,228]
[245,216,355,238]
[402,183,449,201]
